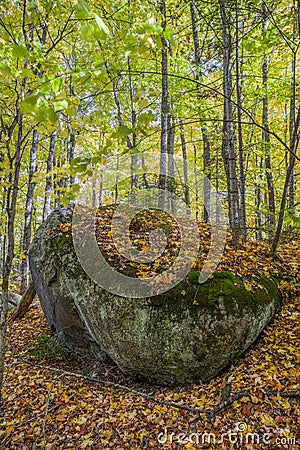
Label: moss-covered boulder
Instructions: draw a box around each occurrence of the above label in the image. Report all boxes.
[29,206,281,385]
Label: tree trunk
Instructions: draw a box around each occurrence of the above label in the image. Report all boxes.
[219,0,240,248]
[128,58,139,193]
[10,281,36,321]
[193,144,199,219]
[288,1,298,209]
[43,130,57,221]
[158,0,169,209]
[235,2,247,242]
[272,107,300,253]
[190,0,211,221]
[255,157,263,240]
[288,52,296,209]
[0,103,24,404]
[20,129,38,292]
[262,5,275,236]
[180,127,190,208]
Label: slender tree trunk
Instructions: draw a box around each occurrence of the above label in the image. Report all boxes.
[43,130,57,221]
[115,155,119,205]
[10,281,36,321]
[128,58,139,192]
[235,2,247,242]
[255,157,263,240]
[219,0,240,248]
[0,1,28,398]
[67,118,75,186]
[272,107,300,253]
[0,103,24,404]
[262,4,275,236]
[193,144,199,219]
[159,0,169,209]
[166,112,175,211]
[288,1,298,209]
[20,130,38,292]
[288,54,296,209]
[180,126,190,207]
[101,49,139,202]
[190,0,211,221]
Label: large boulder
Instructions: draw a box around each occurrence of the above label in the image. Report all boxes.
[29,206,281,385]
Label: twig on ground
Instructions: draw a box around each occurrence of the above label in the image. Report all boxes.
[16,359,300,420]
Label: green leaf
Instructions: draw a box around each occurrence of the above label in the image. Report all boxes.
[20,94,39,113]
[34,108,46,122]
[137,111,154,125]
[112,125,132,138]
[94,14,110,35]
[12,45,29,58]
[163,27,176,48]
[66,106,77,117]
[0,64,11,74]
[51,77,64,94]
[94,59,104,68]
[80,22,95,40]
[75,0,90,19]
[70,157,90,172]
[143,23,163,34]
[21,68,32,78]
[48,107,58,124]
[27,0,38,12]
[53,99,68,112]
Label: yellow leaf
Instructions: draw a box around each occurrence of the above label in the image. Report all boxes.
[232,401,240,409]
[5,426,13,436]
[80,439,94,449]
[282,400,291,410]
[184,444,197,450]
[261,415,276,427]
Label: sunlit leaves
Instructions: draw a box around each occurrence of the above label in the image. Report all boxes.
[80,22,94,41]
[75,0,90,19]
[12,44,29,59]
[94,14,110,35]
[50,77,64,94]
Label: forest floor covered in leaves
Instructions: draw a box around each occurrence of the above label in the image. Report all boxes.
[1,233,300,449]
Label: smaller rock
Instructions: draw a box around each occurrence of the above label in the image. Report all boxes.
[0,291,22,311]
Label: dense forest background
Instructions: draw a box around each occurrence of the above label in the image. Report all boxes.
[1,0,299,291]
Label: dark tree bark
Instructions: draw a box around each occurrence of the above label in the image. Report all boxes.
[43,130,57,221]
[272,109,300,253]
[180,126,190,207]
[10,281,36,321]
[158,0,169,209]
[20,129,38,292]
[219,0,241,248]
[255,157,263,241]
[0,105,24,404]
[190,0,211,221]
[235,2,247,242]
[262,4,275,236]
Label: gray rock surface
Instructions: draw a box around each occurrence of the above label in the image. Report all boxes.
[29,206,281,385]
[0,291,22,310]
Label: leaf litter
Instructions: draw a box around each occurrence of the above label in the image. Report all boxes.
[1,213,300,449]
